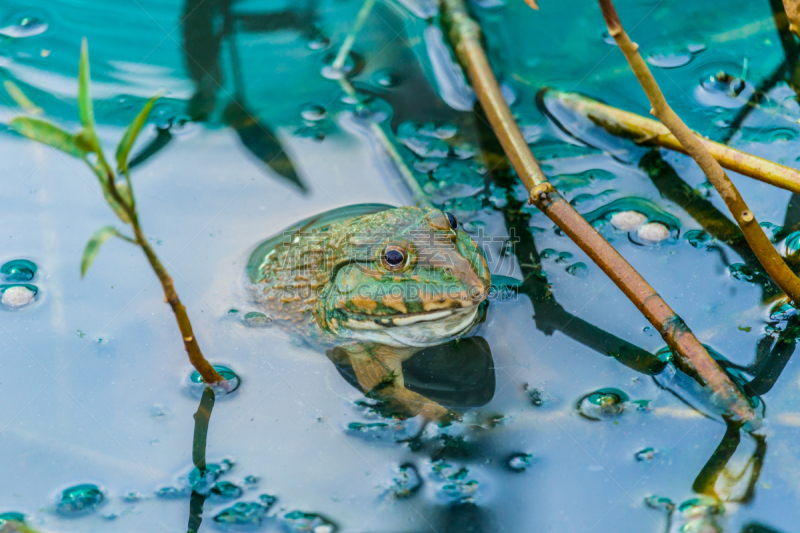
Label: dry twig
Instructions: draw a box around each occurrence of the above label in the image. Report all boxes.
[439,0,756,424]
[783,0,800,37]
[598,0,800,307]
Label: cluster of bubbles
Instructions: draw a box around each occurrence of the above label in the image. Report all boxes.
[430,460,481,505]
[540,248,589,278]
[583,198,680,246]
[1,259,39,310]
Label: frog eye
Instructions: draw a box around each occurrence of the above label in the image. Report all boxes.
[445,212,458,230]
[381,245,408,271]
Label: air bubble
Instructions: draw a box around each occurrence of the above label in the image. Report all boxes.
[635,447,657,462]
[646,49,693,69]
[507,453,533,472]
[685,229,712,248]
[57,484,105,515]
[0,15,48,38]
[283,511,337,533]
[210,481,243,501]
[0,512,25,526]
[214,502,268,526]
[1,259,37,281]
[188,459,234,494]
[577,388,629,421]
[308,36,330,50]
[372,68,400,88]
[300,104,326,122]
[566,262,588,277]
[188,366,240,397]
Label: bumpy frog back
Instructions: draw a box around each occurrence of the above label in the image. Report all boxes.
[246,204,394,346]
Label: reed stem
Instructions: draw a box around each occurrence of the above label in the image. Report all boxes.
[598,0,800,307]
[544,89,800,194]
[439,0,757,424]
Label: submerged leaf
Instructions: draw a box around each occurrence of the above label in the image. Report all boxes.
[78,38,94,129]
[116,93,161,174]
[3,80,42,114]
[222,101,307,193]
[10,117,87,158]
[81,226,121,277]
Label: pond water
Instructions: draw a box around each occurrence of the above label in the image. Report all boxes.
[1,0,800,532]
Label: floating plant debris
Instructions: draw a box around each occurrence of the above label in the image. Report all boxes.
[645,495,676,512]
[0,284,36,308]
[56,484,105,515]
[388,464,422,498]
[637,222,670,244]
[610,210,647,231]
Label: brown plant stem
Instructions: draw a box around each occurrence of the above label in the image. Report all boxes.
[545,89,800,195]
[783,0,800,37]
[599,0,800,307]
[439,0,757,424]
[103,167,224,384]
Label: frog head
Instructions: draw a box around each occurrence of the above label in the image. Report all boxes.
[316,206,491,347]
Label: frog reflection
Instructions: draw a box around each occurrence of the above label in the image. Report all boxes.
[246,204,492,420]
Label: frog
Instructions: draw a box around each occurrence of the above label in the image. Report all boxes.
[246,204,491,421]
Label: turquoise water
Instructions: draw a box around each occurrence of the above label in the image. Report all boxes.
[2,0,800,531]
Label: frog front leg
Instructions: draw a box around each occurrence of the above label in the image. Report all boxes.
[332,343,454,422]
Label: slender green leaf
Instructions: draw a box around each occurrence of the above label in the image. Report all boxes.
[78,37,94,130]
[10,117,87,158]
[81,226,120,277]
[116,93,160,173]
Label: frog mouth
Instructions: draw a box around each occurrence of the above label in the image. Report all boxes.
[339,305,483,348]
[348,307,474,327]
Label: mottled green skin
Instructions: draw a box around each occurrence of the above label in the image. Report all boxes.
[247,204,490,348]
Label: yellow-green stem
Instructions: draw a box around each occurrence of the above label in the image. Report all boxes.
[102,165,223,384]
[545,89,800,194]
